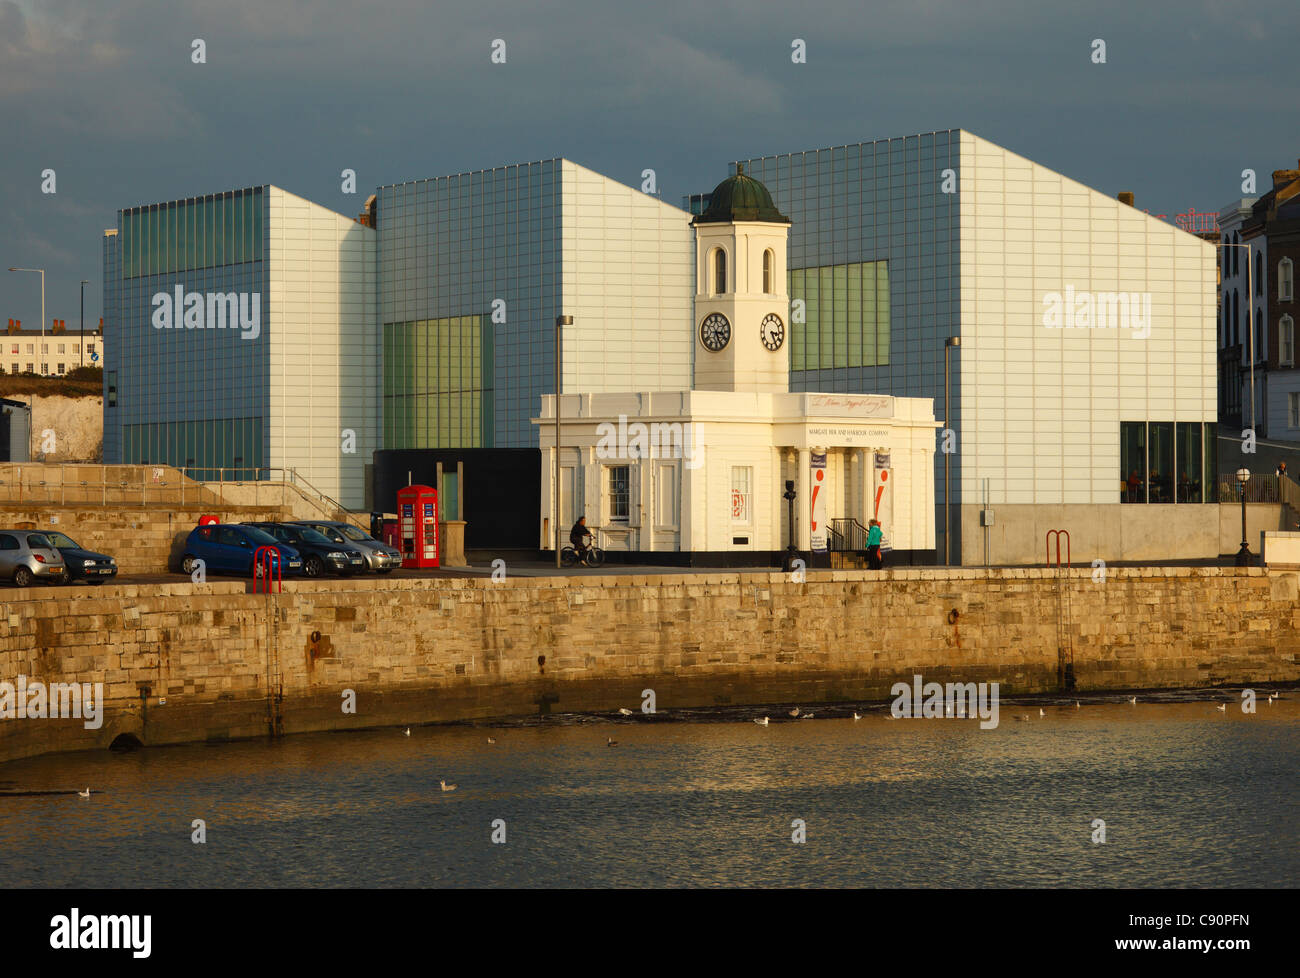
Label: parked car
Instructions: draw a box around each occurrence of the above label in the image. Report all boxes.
[42,531,118,584]
[290,521,402,573]
[241,522,366,577]
[0,530,69,587]
[180,524,303,578]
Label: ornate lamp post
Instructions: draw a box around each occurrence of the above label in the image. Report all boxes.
[1236,467,1252,566]
[782,479,798,571]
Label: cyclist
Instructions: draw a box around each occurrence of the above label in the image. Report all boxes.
[569,516,592,560]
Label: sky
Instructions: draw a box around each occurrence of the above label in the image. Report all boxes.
[1,0,1297,328]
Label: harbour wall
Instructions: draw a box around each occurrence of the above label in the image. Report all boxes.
[2,567,1298,764]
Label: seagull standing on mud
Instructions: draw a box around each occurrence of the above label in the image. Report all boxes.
[853,712,862,721]
[404,728,411,737]
[754,716,770,726]
[1216,703,1227,712]
[1129,696,1138,705]
[789,707,800,718]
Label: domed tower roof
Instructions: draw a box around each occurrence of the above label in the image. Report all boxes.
[692,164,790,225]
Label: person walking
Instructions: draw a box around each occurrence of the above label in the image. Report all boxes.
[1276,461,1289,480]
[866,519,884,569]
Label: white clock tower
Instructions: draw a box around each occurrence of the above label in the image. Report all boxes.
[692,166,792,394]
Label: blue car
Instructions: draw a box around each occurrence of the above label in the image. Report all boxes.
[180,524,303,578]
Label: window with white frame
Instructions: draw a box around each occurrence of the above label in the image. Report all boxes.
[607,465,630,522]
[1282,315,1295,367]
[730,466,753,523]
[1282,258,1295,302]
[1290,392,1300,429]
[655,462,679,529]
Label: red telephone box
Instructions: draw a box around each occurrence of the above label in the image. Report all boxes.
[396,485,439,568]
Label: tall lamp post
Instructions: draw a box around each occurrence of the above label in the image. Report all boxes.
[782,479,798,571]
[554,314,573,568]
[8,267,45,374]
[1235,467,1252,566]
[80,279,89,368]
[944,336,960,565]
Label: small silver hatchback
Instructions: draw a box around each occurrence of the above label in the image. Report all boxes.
[0,530,68,587]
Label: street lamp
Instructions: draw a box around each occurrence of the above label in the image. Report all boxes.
[1235,467,1252,566]
[944,336,960,565]
[782,479,798,571]
[80,279,89,369]
[8,267,45,374]
[554,315,573,568]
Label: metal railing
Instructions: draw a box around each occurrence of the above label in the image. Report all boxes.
[1217,472,1289,504]
[829,517,869,552]
[0,463,224,508]
[178,466,357,523]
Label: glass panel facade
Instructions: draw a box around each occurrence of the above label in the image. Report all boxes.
[377,161,561,449]
[788,261,889,370]
[1120,422,1216,504]
[735,133,959,515]
[102,188,269,471]
[1121,421,1147,503]
[383,315,491,448]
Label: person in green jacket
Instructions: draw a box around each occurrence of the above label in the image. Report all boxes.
[866,519,884,569]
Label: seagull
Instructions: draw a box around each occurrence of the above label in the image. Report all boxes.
[853,712,862,721]
[802,712,815,719]
[404,728,411,737]
[618,708,633,716]
[1129,696,1137,705]
[77,788,91,799]
[1039,708,1046,718]
[754,716,769,726]
[1013,715,1029,722]
[1075,701,1081,709]
[1215,703,1227,712]
[439,780,457,792]
[789,707,800,718]
[606,737,618,747]
[486,736,497,744]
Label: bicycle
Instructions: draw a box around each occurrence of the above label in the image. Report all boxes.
[561,542,605,568]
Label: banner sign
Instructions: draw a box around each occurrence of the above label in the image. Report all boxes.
[873,452,892,551]
[810,451,828,553]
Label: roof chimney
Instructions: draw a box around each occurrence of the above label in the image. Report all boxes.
[1118,191,1135,207]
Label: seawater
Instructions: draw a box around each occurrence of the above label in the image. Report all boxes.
[0,693,1295,888]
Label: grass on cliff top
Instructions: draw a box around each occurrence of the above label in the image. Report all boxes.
[0,367,102,398]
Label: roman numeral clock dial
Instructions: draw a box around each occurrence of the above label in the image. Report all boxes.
[761,313,785,351]
[700,312,731,352]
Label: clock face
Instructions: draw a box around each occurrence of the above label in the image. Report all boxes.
[700,313,731,352]
[760,313,785,351]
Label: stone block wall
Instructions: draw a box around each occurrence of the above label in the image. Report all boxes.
[1,567,1297,764]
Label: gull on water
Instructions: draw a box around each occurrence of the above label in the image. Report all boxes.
[618,708,633,716]
[789,707,800,718]
[1039,708,1046,718]
[1216,703,1227,712]
[1129,696,1138,705]
[404,728,411,737]
[754,716,770,726]
[1075,701,1081,709]
[440,780,457,792]
[77,788,91,799]
[606,737,619,747]
[853,712,862,721]
[802,713,815,719]
[486,736,497,744]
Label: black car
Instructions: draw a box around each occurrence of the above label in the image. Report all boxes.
[42,530,118,584]
[241,523,367,578]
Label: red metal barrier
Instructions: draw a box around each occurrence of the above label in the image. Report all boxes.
[253,545,282,593]
[1045,529,1071,568]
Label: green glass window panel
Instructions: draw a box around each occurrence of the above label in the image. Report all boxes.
[847,266,862,366]
[1204,423,1219,503]
[832,264,848,368]
[167,203,178,275]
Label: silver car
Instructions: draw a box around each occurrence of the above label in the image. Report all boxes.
[290,520,402,573]
[0,530,68,587]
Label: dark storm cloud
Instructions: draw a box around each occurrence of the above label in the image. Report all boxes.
[1,0,1296,322]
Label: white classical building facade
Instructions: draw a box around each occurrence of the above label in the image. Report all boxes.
[535,169,937,562]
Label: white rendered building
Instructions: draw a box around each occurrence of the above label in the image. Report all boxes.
[534,170,937,563]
